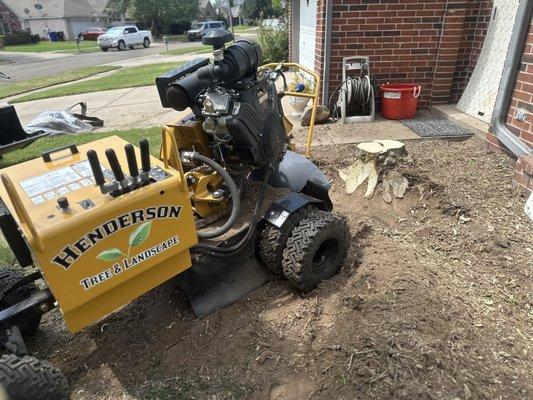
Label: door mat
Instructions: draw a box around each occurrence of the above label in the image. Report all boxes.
[400,117,474,139]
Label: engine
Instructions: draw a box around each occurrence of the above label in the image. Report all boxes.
[156,31,288,170]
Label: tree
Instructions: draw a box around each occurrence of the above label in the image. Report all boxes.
[107,0,199,36]
[241,0,273,21]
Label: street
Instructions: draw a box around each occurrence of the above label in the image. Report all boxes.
[0,32,256,83]
[0,41,198,82]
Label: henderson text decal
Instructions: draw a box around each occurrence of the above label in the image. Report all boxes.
[52,205,181,270]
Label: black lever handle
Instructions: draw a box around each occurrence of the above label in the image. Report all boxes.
[139,139,151,173]
[105,148,125,182]
[87,150,105,186]
[124,144,139,178]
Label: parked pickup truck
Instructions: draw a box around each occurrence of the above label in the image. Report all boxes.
[97,26,152,51]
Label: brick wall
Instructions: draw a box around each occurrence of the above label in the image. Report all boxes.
[505,18,533,150]
[288,1,293,61]
[0,1,21,34]
[324,0,492,109]
[485,15,533,193]
[315,0,327,102]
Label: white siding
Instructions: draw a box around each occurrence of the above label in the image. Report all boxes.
[298,0,317,71]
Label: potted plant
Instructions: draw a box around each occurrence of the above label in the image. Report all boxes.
[288,72,314,116]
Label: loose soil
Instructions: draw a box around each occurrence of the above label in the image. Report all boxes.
[27,137,532,400]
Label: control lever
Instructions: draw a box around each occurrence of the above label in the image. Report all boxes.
[139,139,151,183]
[87,150,105,186]
[124,144,140,185]
[105,148,128,192]
[87,150,120,195]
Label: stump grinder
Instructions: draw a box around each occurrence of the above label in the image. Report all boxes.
[0,30,349,399]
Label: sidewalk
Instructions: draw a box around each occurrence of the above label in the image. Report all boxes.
[15,85,190,131]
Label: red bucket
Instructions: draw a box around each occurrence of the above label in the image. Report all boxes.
[380,83,422,120]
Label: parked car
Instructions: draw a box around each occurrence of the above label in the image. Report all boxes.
[187,21,226,41]
[261,18,285,30]
[79,27,107,41]
[97,26,152,51]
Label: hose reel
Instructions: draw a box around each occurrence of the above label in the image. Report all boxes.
[337,56,375,123]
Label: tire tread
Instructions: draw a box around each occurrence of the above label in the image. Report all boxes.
[282,211,349,291]
[259,206,316,275]
[0,354,68,400]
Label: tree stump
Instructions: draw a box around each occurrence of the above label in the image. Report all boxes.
[339,140,409,202]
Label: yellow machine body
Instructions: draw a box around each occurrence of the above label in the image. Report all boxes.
[0,136,197,332]
[162,118,229,219]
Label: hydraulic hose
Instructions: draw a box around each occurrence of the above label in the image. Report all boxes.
[193,167,273,257]
[187,152,240,239]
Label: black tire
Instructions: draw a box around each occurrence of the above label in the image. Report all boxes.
[282,211,349,292]
[0,354,68,400]
[100,47,109,52]
[0,268,41,336]
[259,205,317,276]
[118,40,126,51]
[143,37,150,48]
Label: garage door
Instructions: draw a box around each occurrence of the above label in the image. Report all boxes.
[299,0,317,71]
[456,0,520,123]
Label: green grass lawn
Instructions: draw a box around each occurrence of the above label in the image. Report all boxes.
[233,25,257,32]
[161,45,211,56]
[2,41,99,53]
[163,34,187,41]
[11,62,183,103]
[0,65,119,100]
[0,126,162,264]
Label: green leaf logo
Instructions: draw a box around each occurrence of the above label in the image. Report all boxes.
[96,248,123,261]
[129,221,152,247]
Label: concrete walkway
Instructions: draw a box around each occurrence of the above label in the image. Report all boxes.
[14,85,419,147]
[7,38,419,146]
[15,85,190,131]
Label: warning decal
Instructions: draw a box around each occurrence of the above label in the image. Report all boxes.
[19,160,101,205]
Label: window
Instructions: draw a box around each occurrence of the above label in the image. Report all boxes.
[124,27,136,34]
[0,16,12,35]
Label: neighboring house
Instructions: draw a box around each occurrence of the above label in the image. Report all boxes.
[3,0,110,41]
[216,0,245,25]
[199,0,217,21]
[0,0,21,35]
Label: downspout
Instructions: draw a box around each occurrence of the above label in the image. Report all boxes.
[491,0,532,157]
[321,0,333,106]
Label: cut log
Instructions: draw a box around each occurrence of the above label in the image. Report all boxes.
[339,140,409,201]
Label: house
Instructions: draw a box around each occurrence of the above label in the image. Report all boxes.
[0,0,21,35]
[2,0,110,41]
[288,0,532,191]
[215,0,245,25]
[199,0,217,21]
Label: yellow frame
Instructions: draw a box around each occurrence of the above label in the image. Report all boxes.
[260,62,320,158]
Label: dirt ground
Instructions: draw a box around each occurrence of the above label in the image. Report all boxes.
[27,136,532,400]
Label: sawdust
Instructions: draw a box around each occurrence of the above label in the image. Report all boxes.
[27,137,532,400]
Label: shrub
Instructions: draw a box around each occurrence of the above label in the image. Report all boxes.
[1,31,33,46]
[0,35,4,49]
[30,34,40,44]
[288,72,315,94]
[258,26,288,64]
